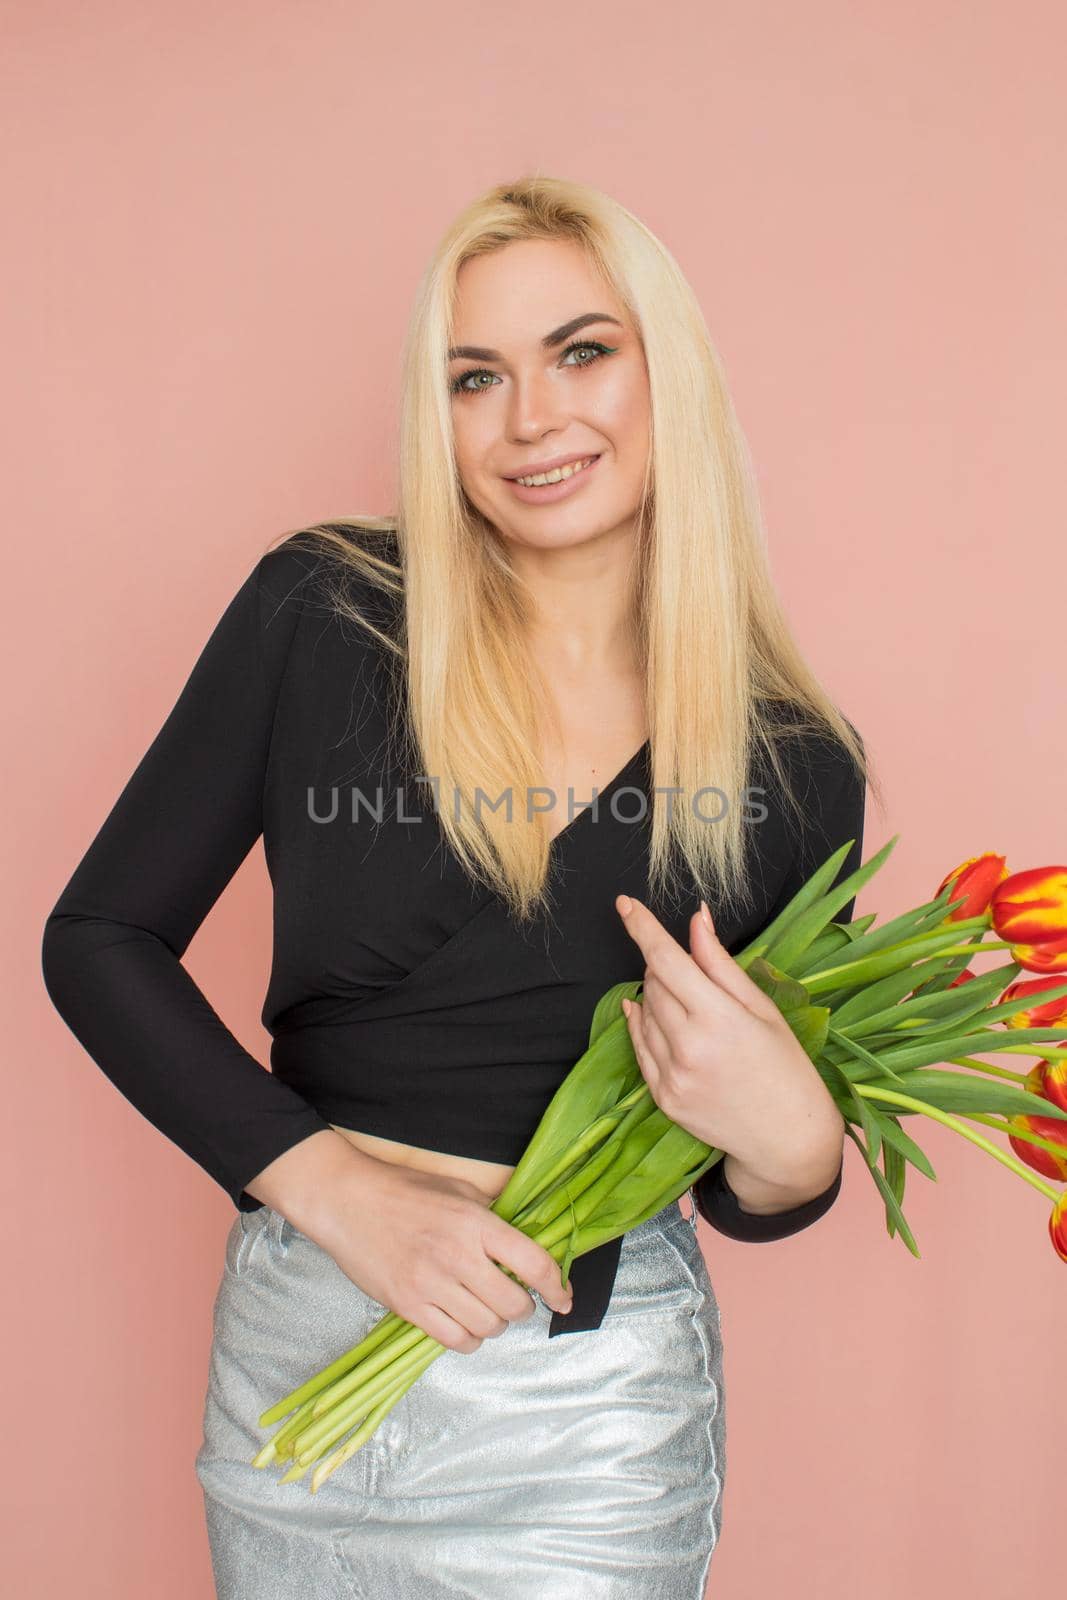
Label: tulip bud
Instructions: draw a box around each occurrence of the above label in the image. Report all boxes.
[991,868,1067,973]
[1000,977,1067,1031]
[1009,1114,1067,1181]
[1050,1190,1067,1264]
[1042,1053,1067,1115]
[1007,1064,1067,1179]
[936,854,1008,921]
[1009,934,1067,976]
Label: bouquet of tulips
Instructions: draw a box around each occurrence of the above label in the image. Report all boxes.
[251,835,1067,1493]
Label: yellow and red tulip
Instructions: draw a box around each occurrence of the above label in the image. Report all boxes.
[1000,977,1067,1031]
[1050,1190,1067,1264]
[1010,934,1067,975]
[1008,1066,1067,1180]
[936,854,1008,922]
[1042,1053,1067,1115]
[991,866,1067,973]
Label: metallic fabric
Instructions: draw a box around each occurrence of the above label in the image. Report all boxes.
[196,1197,726,1597]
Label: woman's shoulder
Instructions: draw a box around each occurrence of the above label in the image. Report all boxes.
[255,522,404,645]
[753,699,865,797]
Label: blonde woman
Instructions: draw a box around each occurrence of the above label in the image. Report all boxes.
[42,175,877,1597]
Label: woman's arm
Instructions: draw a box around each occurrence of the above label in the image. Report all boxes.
[692,726,867,1239]
[40,538,343,1212]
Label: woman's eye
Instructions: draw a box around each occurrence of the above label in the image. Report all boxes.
[453,370,499,394]
[449,340,618,396]
[562,341,606,366]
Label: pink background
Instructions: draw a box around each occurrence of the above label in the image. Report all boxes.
[7,1,1065,1594]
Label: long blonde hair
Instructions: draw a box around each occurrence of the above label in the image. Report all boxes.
[265,173,881,923]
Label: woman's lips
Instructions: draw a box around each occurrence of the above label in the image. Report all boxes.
[503,454,603,504]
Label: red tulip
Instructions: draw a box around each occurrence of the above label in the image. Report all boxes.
[991,867,1067,973]
[1000,977,1067,1031]
[1050,1191,1067,1264]
[1042,1053,1067,1115]
[1009,933,1067,975]
[935,854,1008,921]
[948,969,977,988]
[1008,1064,1067,1179]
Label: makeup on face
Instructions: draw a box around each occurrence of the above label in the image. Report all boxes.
[448,242,650,539]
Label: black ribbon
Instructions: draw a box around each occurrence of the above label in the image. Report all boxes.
[547,1235,624,1337]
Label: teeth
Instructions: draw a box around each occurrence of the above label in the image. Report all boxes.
[514,456,597,487]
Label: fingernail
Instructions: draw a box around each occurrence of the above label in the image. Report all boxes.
[700,899,713,931]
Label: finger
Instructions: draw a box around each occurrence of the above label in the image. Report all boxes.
[616,895,710,1015]
[643,968,688,1039]
[691,903,780,1019]
[485,1217,573,1311]
[408,1302,484,1354]
[640,973,681,1060]
[440,1278,513,1339]
[465,1260,539,1326]
[623,995,664,1101]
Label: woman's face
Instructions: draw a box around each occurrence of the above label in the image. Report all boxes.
[448,239,651,553]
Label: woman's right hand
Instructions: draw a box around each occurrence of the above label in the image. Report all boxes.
[303,1147,576,1353]
[326,1152,575,1350]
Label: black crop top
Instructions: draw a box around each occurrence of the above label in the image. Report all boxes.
[41,529,866,1336]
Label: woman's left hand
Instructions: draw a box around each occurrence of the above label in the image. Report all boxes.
[615,893,842,1177]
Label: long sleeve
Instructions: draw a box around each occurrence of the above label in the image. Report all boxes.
[40,539,336,1211]
[693,724,868,1240]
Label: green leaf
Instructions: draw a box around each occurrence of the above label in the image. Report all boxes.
[796,918,873,972]
[871,1110,937,1181]
[558,1186,580,1295]
[872,1032,1067,1090]
[735,834,899,973]
[867,1068,1067,1121]
[830,960,1009,1034]
[907,929,988,997]
[746,957,811,1012]
[804,926,994,996]
[825,1026,909,1085]
[747,957,832,1060]
[588,981,643,1049]
[881,1137,908,1237]
[799,892,962,978]
[845,1126,921,1255]
[822,1058,882,1164]
[759,836,900,972]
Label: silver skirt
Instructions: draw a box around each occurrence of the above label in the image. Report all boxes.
[195,1196,727,1598]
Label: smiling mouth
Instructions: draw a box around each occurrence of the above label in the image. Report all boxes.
[508,455,601,487]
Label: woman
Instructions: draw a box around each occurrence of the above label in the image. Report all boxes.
[41,175,876,1596]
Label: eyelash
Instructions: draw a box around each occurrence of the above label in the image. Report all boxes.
[449,339,618,396]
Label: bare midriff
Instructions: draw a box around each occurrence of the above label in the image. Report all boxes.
[330,1124,515,1204]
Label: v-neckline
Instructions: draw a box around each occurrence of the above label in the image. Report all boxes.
[548,739,651,851]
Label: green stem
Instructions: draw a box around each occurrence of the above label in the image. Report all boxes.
[308,1322,435,1419]
[252,1394,319,1467]
[494,1093,640,1223]
[997,1043,1067,1059]
[853,1084,1059,1200]
[294,1341,443,1464]
[809,939,1014,990]
[948,1055,1032,1085]
[259,1309,407,1427]
[309,1344,442,1490]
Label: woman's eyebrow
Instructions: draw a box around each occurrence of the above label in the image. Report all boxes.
[447,312,624,362]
